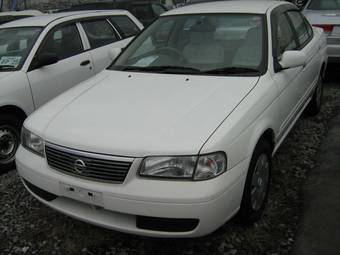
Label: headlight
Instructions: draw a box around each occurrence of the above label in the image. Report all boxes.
[140,156,197,179]
[21,127,45,157]
[139,152,227,181]
[194,152,227,180]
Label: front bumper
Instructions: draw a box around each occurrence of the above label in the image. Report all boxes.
[16,146,249,238]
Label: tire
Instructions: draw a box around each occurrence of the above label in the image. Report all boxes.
[306,74,323,116]
[238,139,272,225]
[0,114,23,172]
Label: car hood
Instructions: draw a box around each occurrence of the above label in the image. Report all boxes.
[42,70,259,157]
[0,71,14,80]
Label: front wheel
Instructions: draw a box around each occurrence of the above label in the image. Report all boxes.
[238,139,272,225]
[0,115,22,172]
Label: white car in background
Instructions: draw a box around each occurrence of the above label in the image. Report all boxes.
[17,1,326,237]
[0,10,143,170]
[303,0,340,62]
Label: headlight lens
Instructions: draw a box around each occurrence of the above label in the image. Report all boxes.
[139,152,227,181]
[140,156,197,179]
[21,127,45,157]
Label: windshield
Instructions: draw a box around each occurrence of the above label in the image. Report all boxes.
[0,27,42,71]
[307,0,340,10]
[110,14,266,76]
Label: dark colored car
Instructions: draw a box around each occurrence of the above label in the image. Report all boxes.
[59,0,168,26]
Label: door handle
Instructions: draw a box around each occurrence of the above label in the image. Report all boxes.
[80,60,91,66]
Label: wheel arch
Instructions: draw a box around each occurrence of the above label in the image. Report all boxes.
[248,126,276,160]
[0,105,27,122]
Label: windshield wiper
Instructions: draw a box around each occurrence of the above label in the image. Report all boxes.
[204,67,260,75]
[118,65,201,74]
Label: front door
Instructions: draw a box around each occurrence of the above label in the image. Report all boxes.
[272,11,306,138]
[27,23,95,108]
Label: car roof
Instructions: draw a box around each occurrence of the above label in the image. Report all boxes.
[0,10,131,28]
[164,0,287,15]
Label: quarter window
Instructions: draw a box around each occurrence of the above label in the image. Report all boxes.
[287,11,310,47]
[276,13,297,58]
[82,19,118,48]
[40,24,83,60]
[109,16,140,38]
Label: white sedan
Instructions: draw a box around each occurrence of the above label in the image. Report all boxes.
[0,10,143,170]
[16,1,326,237]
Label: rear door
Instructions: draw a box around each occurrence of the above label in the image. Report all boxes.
[27,22,95,108]
[80,17,136,74]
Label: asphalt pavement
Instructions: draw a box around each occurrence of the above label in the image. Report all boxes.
[291,113,340,255]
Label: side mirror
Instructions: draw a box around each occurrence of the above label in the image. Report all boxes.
[108,48,122,61]
[35,53,59,69]
[279,51,307,70]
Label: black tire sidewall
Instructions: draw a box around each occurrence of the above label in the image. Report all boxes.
[0,114,23,171]
[307,75,323,116]
[239,139,272,225]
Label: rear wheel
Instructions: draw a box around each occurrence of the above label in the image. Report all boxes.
[239,139,272,225]
[0,115,22,172]
[306,74,323,116]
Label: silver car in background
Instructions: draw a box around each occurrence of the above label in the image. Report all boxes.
[303,0,340,62]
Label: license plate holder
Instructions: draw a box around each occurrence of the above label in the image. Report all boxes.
[60,183,104,207]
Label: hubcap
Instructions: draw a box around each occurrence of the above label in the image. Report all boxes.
[250,154,270,211]
[0,125,19,164]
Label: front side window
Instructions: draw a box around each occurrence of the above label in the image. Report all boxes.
[110,14,266,76]
[82,19,118,48]
[109,16,140,38]
[276,13,297,58]
[287,11,310,47]
[307,0,340,10]
[0,27,42,71]
[39,24,83,61]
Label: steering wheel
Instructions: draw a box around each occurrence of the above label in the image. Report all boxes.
[155,47,184,62]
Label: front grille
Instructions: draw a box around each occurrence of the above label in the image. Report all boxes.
[45,144,133,183]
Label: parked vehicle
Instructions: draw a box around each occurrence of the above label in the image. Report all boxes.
[16,1,326,237]
[303,0,340,62]
[61,0,168,26]
[0,10,143,171]
[0,10,42,25]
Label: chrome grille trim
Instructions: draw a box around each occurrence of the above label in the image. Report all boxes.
[45,143,133,183]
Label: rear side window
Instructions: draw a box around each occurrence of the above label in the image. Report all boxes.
[276,13,297,58]
[287,11,311,47]
[82,19,119,48]
[40,24,83,60]
[304,17,313,37]
[109,15,140,38]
